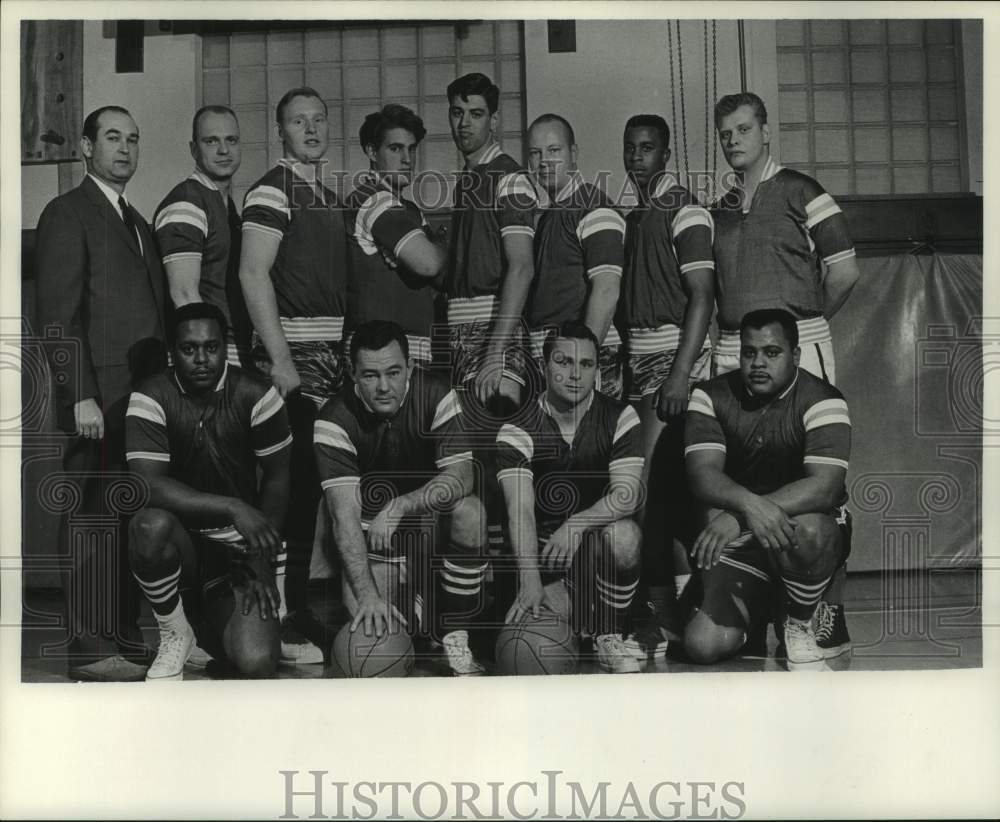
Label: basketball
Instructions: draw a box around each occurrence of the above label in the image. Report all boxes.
[494,613,580,676]
[328,624,415,678]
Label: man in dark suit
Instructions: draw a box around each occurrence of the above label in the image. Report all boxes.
[35,105,167,681]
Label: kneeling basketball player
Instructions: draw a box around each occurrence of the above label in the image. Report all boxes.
[497,321,645,674]
[314,320,489,676]
[126,302,292,680]
[683,308,852,670]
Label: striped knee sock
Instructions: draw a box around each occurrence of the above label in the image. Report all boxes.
[595,572,639,637]
[437,556,488,637]
[781,573,832,622]
[133,566,181,618]
[272,545,289,620]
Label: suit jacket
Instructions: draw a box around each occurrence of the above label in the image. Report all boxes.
[35,175,167,420]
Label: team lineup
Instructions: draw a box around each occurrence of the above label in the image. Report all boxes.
[34,70,862,681]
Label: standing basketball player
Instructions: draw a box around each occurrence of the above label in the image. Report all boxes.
[239,87,352,663]
[525,113,626,399]
[346,104,447,365]
[155,105,250,366]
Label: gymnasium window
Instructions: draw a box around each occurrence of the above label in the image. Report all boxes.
[775,20,967,196]
[199,22,526,209]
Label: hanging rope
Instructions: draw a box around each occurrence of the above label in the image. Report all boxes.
[703,21,710,184]
[666,21,680,178]
[712,20,718,200]
[674,21,690,189]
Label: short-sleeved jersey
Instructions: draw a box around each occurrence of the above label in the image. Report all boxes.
[345,176,438,342]
[620,176,715,331]
[314,369,471,521]
[684,368,851,501]
[154,169,246,339]
[527,177,626,346]
[125,363,292,504]
[446,142,538,325]
[711,157,856,330]
[496,391,644,531]
[241,160,351,339]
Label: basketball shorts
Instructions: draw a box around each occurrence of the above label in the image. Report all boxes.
[701,506,853,611]
[449,319,529,389]
[627,345,712,404]
[252,334,348,407]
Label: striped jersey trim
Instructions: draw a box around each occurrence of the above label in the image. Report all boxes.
[314,420,357,454]
[497,424,533,460]
[447,295,497,326]
[804,193,842,229]
[687,388,716,418]
[576,208,626,242]
[279,315,345,342]
[803,398,851,431]
[155,201,208,235]
[431,390,463,431]
[127,392,167,426]
[804,455,850,470]
[684,442,726,456]
[823,248,856,266]
[162,251,203,265]
[613,405,640,443]
[250,386,284,427]
[125,450,170,463]
[255,433,293,457]
[244,185,290,216]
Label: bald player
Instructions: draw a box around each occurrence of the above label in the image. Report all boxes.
[155,105,250,366]
[525,113,626,399]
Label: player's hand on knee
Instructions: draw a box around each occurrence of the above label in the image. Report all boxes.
[506,575,545,623]
[351,592,407,638]
[692,511,740,569]
[742,496,797,552]
[541,524,582,572]
[655,372,689,422]
[231,501,282,555]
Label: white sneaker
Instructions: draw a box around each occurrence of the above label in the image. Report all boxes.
[442,630,485,676]
[783,616,827,671]
[279,613,325,665]
[147,621,195,681]
[596,633,641,674]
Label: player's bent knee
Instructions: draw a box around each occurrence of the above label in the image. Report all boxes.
[128,508,179,560]
[792,513,840,559]
[604,519,642,568]
[684,614,744,665]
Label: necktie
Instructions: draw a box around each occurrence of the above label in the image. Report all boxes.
[118,196,142,250]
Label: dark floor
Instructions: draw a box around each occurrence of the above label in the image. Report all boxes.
[20,569,982,682]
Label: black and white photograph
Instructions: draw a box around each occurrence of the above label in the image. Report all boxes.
[2,2,997,819]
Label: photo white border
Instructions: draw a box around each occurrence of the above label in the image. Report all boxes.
[1,1,997,818]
